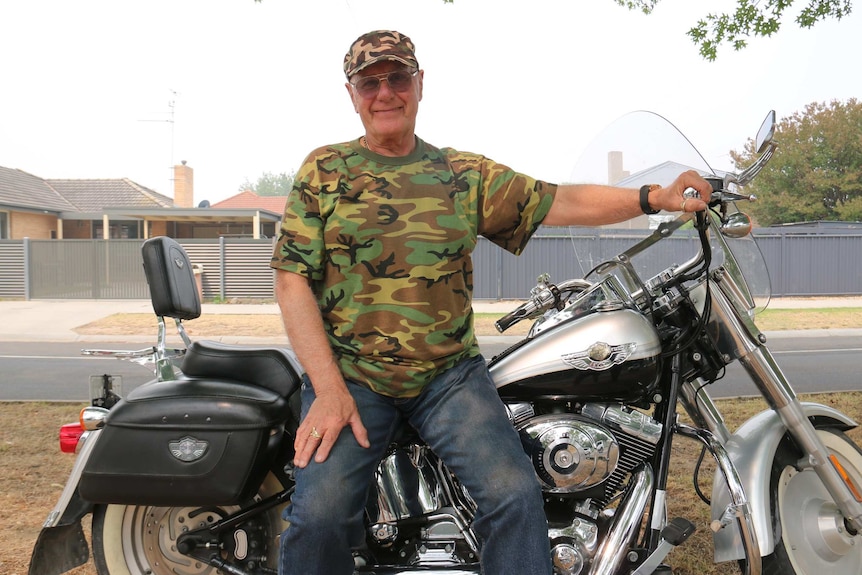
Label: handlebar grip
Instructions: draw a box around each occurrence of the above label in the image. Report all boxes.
[495,311,523,333]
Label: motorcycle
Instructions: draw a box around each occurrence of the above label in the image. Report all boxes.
[30,110,862,575]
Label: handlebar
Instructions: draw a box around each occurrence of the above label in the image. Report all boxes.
[684,178,756,208]
[495,279,593,333]
[495,170,762,334]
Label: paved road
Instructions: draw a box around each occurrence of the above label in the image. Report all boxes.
[2,333,860,402]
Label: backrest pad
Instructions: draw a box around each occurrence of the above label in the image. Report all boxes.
[141,236,202,320]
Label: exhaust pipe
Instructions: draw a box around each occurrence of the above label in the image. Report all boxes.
[589,464,655,575]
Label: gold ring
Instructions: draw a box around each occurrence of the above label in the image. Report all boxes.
[310,427,322,439]
[681,198,688,212]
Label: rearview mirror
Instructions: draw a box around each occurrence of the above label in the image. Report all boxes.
[755,110,776,154]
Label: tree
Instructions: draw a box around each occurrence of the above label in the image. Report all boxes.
[239,171,295,196]
[730,99,862,226]
[617,0,852,60]
[439,0,852,60]
[256,1,851,60]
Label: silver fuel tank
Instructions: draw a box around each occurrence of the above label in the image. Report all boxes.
[489,300,661,402]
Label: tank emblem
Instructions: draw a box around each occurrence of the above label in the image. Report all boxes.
[561,342,637,371]
[169,436,209,462]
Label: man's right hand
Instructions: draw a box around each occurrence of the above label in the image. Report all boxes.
[293,386,370,468]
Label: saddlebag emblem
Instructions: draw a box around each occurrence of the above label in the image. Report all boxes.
[561,342,637,371]
[169,436,209,462]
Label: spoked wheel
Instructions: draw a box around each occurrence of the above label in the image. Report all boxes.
[91,474,289,575]
[762,428,862,575]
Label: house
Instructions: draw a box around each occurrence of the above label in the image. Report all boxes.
[0,162,283,240]
[211,190,287,238]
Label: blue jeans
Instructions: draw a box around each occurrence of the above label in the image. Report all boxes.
[278,355,551,575]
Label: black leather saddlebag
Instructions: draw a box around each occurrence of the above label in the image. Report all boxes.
[141,236,201,320]
[79,378,288,506]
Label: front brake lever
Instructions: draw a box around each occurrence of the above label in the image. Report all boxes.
[684,187,756,207]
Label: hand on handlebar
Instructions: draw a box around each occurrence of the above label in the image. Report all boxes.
[653,170,712,213]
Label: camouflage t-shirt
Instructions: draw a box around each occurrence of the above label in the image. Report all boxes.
[271,137,556,397]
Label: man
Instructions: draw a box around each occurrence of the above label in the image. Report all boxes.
[270,30,711,575]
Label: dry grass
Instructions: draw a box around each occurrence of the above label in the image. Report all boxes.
[73,312,539,338]
[1,402,95,575]
[6,394,862,575]
[755,307,862,330]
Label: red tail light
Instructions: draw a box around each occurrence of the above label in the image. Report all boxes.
[59,423,84,453]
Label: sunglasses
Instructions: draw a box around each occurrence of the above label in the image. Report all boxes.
[350,69,418,98]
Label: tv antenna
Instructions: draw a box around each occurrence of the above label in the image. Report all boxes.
[139,89,179,192]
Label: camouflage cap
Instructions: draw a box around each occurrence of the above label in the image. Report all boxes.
[343,30,419,79]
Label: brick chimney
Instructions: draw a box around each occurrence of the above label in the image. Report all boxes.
[173,161,194,208]
[607,151,629,185]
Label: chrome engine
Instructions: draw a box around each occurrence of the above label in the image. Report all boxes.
[366,403,662,574]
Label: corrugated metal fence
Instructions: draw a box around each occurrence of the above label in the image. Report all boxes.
[0,238,276,302]
[1,229,860,301]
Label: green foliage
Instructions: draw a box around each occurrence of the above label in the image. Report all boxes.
[730,99,862,226]
[255,1,849,60]
[616,0,852,60]
[238,171,295,197]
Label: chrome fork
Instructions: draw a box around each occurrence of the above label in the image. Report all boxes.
[741,345,862,532]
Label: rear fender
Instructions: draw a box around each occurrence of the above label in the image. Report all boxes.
[27,430,100,575]
[711,402,857,562]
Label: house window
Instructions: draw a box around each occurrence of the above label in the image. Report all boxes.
[92,220,141,239]
[0,211,8,239]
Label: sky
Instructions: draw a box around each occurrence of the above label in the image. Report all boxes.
[1,0,860,206]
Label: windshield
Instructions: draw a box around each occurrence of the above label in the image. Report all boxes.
[565,110,772,311]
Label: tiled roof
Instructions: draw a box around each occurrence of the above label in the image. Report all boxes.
[0,166,78,212]
[46,179,174,211]
[213,190,287,214]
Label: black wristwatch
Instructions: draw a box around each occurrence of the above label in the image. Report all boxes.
[639,184,660,215]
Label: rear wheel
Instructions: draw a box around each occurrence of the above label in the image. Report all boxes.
[91,474,288,575]
[762,428,862,575]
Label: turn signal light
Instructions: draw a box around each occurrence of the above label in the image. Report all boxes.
[59,423,84,453]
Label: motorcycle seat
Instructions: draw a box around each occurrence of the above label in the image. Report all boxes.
[181,340,303,397]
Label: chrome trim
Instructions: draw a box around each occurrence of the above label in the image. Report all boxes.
[80,406,109,431]
[548,517,599,553]
[504,402,535,427]
[583,403,662,446]
[375,447,443,522]
[517,415,620,493]
[42,429,102,528]
[679,379,731,444]
[589,464,654,575]
[675,423,761,575]
[705,278,761,364]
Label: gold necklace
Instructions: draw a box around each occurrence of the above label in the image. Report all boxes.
[361,136,369,149]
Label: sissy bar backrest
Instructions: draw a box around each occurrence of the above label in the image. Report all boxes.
[141,236,202,380]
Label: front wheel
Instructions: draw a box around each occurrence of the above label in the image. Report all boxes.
[762,428,862,575]
[91,473,289,575]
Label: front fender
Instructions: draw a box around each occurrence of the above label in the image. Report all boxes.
[28,429,100,575]
[711,402,857,562]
